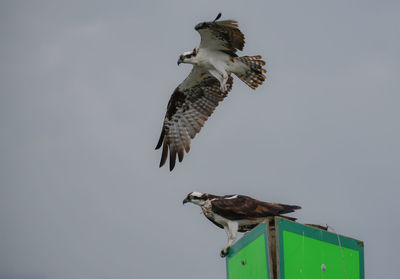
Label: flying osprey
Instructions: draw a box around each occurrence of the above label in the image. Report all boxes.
[183,192,301,257]
[156,13,266,171]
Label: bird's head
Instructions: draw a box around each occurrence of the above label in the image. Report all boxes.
[183,191,208,206]
[177,48,197,65]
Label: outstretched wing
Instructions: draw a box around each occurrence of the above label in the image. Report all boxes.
[195,15,245,55]
[211,195,301,220]
[156,66,233,171]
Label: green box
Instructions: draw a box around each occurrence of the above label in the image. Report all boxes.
[226,217,364,279]
[277,218,364,279]
[226,223,272,279]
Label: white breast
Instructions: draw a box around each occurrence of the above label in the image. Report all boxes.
[212,213,231,227]
[196,48,232,72]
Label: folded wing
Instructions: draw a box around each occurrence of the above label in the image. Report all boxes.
[211,195,301,220]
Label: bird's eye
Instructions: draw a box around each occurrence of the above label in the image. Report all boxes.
[189,195,193,199]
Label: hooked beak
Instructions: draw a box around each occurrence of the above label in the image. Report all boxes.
[177,58,183,66]
[182,197,190,204]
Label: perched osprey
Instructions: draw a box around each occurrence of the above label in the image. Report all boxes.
[156,13,266,171]
[183,192,301,257]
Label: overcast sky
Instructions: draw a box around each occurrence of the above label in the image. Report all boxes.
[1,1,399,278]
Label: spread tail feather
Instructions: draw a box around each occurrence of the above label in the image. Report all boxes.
[233,55,266,89]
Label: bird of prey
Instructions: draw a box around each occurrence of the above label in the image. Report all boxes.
[156,13,266,171]
[183,192,301,257]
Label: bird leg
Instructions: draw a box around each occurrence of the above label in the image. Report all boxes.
[220,221,238,257]
[220,74,229,92]
[208,69,229,92]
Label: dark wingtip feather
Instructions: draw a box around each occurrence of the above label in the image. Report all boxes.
[169,148,176,171]
[178,148,184,162]
[284,204,302,214]
[184,143,190,153]
[159,139,168,168]
[155,128,165,150]
[214,12,222,22]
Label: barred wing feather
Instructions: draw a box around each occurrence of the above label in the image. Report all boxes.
[156,66,233,171]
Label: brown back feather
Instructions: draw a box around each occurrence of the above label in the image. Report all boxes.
[211,195,301,220]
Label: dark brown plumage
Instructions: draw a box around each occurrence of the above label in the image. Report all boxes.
[210,194,300,227]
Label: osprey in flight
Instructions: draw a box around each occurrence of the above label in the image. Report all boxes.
[156,13,266,171]
[183,192,301,257]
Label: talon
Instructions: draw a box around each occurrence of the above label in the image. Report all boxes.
[220,247,229,257]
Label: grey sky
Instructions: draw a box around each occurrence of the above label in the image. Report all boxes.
[0,1,399,278]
